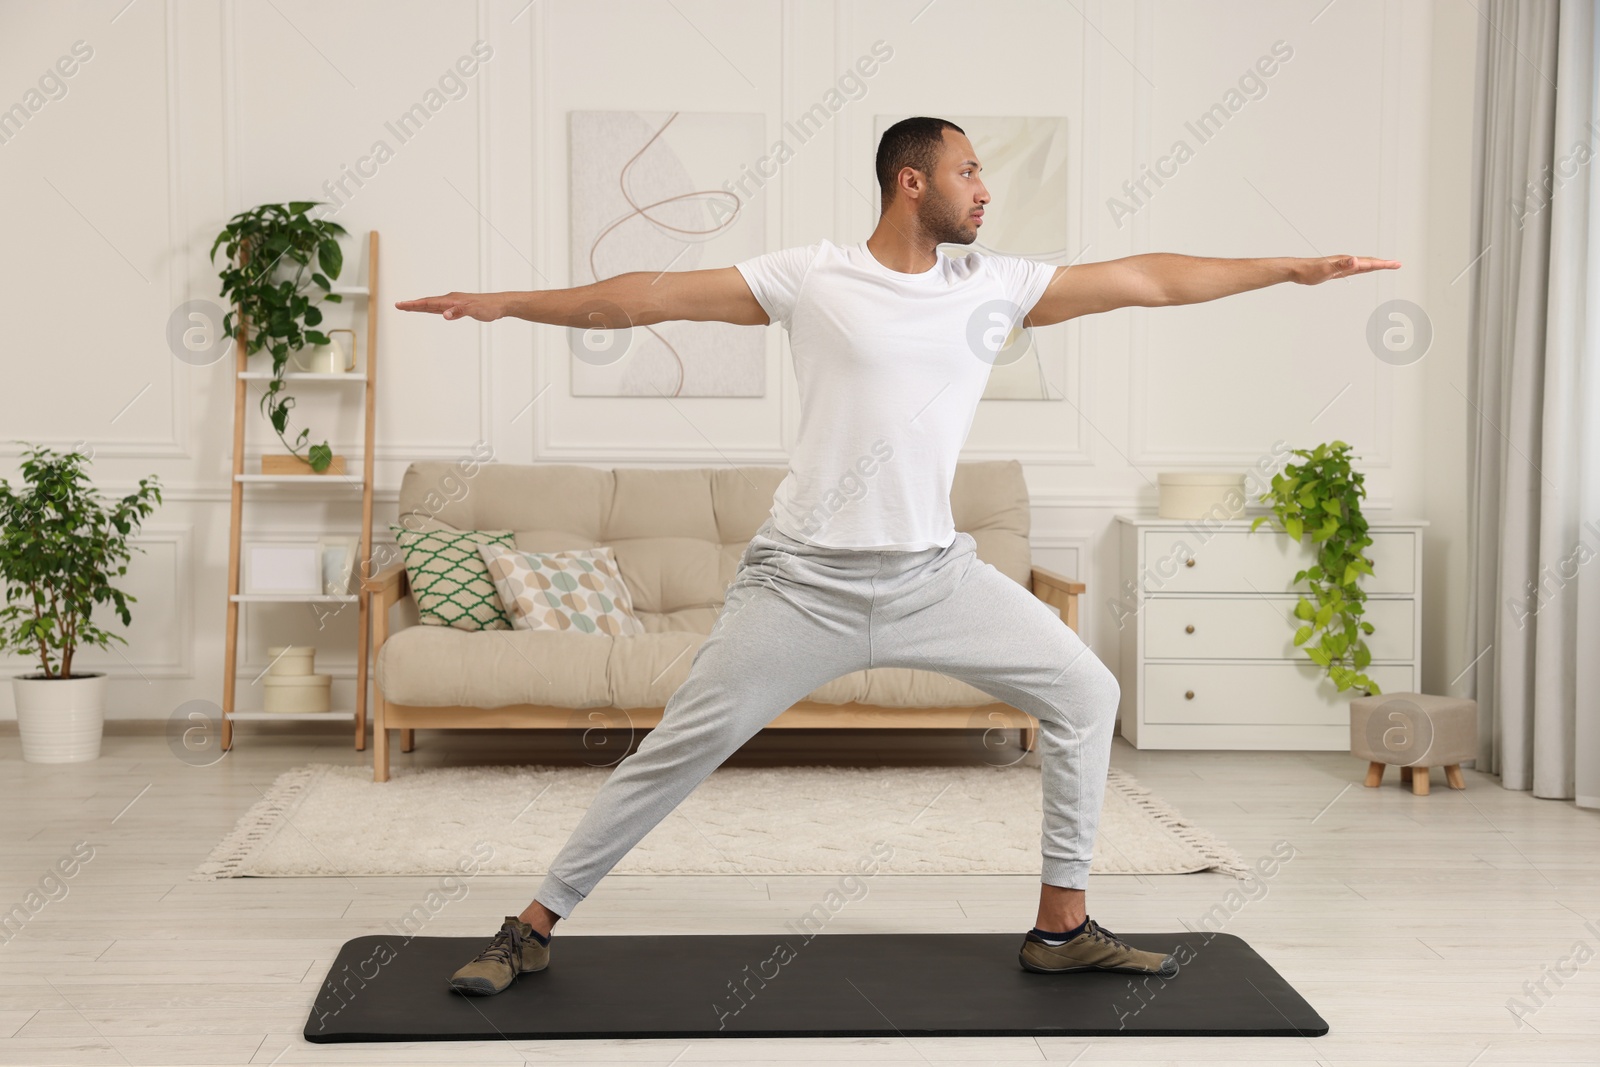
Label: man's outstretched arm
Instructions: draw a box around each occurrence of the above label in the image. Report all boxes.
[395,266,770,327]
[1024,253,1401,327]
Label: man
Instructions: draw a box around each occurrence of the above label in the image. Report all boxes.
[397,116,1400,996]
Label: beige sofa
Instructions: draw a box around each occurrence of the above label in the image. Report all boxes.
[364,459,1084,781]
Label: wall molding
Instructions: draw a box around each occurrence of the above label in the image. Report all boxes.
[220,0,493,465]
[535,2,1099,466]
[2,0,190,461]
[3,524,195,680]
[1030,491,1397,512]
[1028,531,1091,562]
[1124,0,1402,470]
[83,474,1391,513]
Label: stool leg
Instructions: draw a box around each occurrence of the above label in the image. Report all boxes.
[1400,765,1413,785]
[1411,766,1430,796]
[1445,764,1465,790]
[1364,761,1386,787]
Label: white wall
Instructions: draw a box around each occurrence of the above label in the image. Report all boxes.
[0,0,1478,723]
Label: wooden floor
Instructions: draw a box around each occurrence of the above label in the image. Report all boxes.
[1,722,1597,1066]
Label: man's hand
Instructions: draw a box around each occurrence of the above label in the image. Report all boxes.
[394,292,506,322]
[1295,255,1402,285]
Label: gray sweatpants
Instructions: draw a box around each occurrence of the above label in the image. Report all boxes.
[533,515,1120,918]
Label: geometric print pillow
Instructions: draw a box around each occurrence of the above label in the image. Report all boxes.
[477,542,645,637]
[388,524,517,631]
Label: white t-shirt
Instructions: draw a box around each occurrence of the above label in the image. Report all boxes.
[734,238,1057,551]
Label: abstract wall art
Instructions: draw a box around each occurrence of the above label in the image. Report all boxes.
[569,109,767,397]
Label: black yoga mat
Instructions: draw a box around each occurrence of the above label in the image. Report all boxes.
[304,930,1327,1042]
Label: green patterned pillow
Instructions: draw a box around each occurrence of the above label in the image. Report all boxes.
[390,524,516,631]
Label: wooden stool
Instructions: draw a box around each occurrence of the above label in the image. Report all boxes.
[1349,692,1477,796]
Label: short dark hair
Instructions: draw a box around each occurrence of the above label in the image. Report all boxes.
[876,116,965,209]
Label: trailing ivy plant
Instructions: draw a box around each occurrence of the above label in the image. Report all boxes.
[1250,440,1382,695]
[210,202,348,473]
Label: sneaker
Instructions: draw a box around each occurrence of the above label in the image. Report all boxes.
[447,916,550,996]
[1018,916,1178,977]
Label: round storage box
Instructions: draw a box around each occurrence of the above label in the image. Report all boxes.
[266,645,316,676]
[1157,471,1249,520]
[263,673,332,713]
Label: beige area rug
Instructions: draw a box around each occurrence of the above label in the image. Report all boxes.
[193,762,1251,881]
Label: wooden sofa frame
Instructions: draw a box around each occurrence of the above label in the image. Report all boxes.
[363,560,1086,782]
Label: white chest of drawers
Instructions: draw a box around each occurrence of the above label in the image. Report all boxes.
[1114,514,1428,750]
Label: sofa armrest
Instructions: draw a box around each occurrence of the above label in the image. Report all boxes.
[363,560,409,603]
[1031,566,1085,634]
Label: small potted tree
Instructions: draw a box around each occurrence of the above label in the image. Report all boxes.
[0,444,163,762]
[1250,440,1382,696]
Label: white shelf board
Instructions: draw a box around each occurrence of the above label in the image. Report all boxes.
[226,709,356,722]
[238,371,365,381]
[236,471,365,484]
[230,594,359,603]
[328,286,368,296]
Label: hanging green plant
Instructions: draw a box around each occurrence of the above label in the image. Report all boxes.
[1250,440,1382,695]
[209,202,348,473]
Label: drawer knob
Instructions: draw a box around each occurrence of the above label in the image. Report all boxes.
[1184,690,1195,700]
[1185,558,1196,568]
[1185,624,1195,634]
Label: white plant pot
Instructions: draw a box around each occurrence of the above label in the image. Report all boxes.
[12,672,107,763]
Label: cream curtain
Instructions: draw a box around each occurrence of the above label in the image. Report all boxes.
[1466,0,1600,808]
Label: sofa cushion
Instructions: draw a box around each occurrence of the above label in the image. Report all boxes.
[604,632,710,709]
[377,625,613,709]
[479,543,645,636]
[390,525,516,631]
[608,637,999,710]
[392,460,1033,635]
[377,627,1001,711]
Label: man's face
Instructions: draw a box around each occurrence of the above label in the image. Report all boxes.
[917,130,989,245]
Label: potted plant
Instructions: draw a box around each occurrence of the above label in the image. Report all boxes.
[0,444,163,762]
[210,202,349,474]
[1250,440,1382,695]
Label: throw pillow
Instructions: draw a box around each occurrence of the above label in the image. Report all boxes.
[389,524,517,631]
[478,542,645,636]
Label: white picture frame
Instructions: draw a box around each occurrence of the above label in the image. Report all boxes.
[318,535,360,596]
[243,542,323,596]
